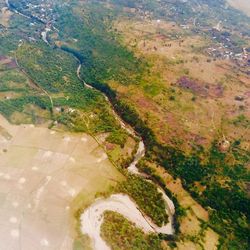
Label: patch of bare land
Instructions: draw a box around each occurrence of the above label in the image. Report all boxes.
[0,114,123,250]
[0,56,17,69]
[227,0,250,17]
[0,7,12,27]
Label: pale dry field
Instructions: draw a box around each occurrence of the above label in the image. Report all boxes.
[227,0,250,17]
[0,7,12,27]
[0,114,122,250]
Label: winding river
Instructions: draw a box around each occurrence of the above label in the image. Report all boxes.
[5,2,175,249]
[41,27,51,45]
[75,54,176,250]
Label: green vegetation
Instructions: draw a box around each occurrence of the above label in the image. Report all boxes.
[156,142,249,249]
[0,70,27,87]
[14,42,124,133]
[0,55,51,123]
[101,211,163,250]
[137,160,186,234]
[54,2,146,86]
[0,9,128,136]
[0,33,19,55]
[0,22,52,123]
[106,130,128,148]
[0,96,50,118]
[118,175,168,227]
[90,77,249,248]
[232,114,250,128]
[17,43,90,95]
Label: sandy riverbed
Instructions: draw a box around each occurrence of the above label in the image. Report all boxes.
[81,193,174,250]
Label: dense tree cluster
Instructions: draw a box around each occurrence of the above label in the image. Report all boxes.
[118,175,168,227]
[101,211,163,250]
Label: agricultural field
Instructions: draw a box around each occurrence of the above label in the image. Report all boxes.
[0,114,123,249]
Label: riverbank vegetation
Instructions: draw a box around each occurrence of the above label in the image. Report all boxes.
[54,1,146,86]
[117,95,249,248]
[117,175,168,227]
[106,129,129,148]
[101,211,163,250]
